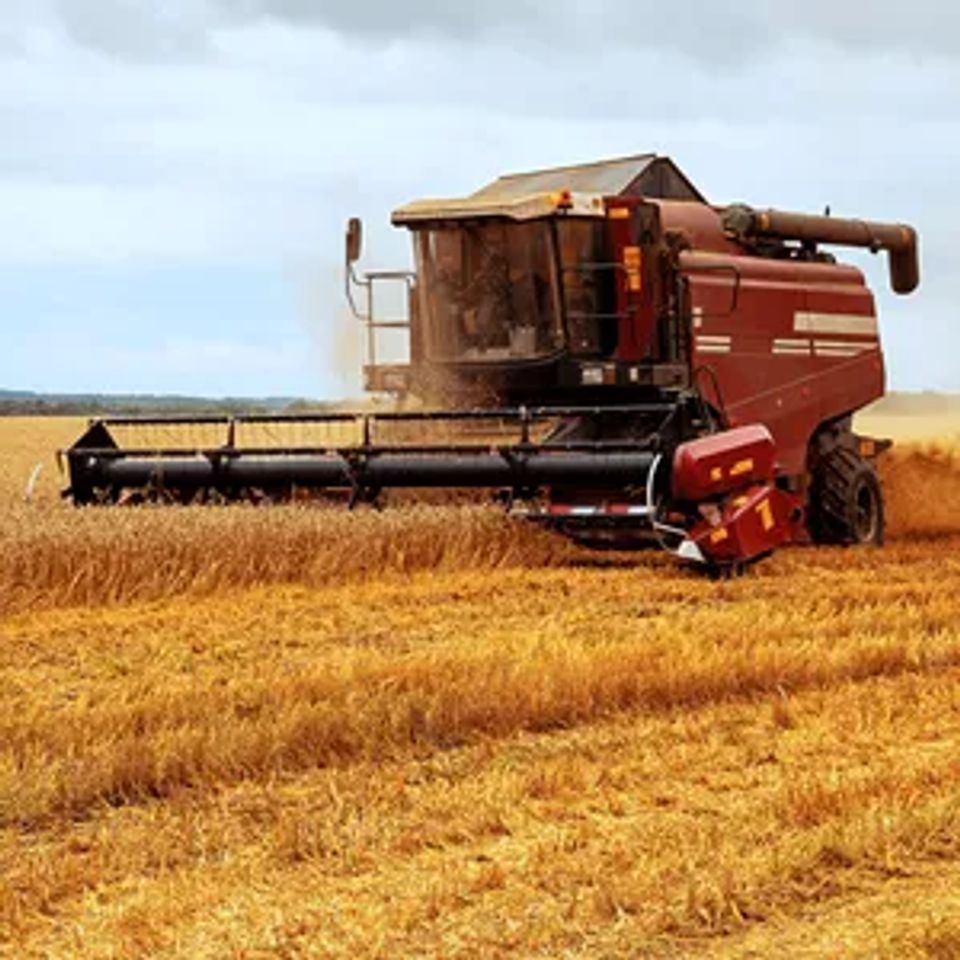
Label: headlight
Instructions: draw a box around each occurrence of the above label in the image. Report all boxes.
[581,365,604,386]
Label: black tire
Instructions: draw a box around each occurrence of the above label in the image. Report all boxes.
[809,447,885,546]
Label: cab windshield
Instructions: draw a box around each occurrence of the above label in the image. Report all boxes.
[413,220,564,362]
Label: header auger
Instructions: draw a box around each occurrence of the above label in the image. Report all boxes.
[63,153,919,572]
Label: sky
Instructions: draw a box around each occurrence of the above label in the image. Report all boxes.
[1,0,958,398]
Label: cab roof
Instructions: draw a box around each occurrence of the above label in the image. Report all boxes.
[471,153,703,203]
[391,153,704,225]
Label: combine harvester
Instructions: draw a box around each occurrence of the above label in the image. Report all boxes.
[62,154,919,572]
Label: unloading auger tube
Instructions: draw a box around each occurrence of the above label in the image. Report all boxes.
[721,204,920,295]
[61,406,793,571]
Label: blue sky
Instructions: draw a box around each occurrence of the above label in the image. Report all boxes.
[1,2,958,398]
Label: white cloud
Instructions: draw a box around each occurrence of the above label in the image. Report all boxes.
[0,4,957,393]
[29,1,957,62]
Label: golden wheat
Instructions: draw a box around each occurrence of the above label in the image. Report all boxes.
[0,503,581,617]
[0,416,957,618]
[2,414,960,959]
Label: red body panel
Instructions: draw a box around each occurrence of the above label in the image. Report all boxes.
[672,425,776,502]
[690,484,792,564]
[649,202,885,478]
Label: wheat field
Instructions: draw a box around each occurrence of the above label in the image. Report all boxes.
[2,413,960,958]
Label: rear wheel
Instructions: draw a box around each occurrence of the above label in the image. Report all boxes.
[810,446,884,545]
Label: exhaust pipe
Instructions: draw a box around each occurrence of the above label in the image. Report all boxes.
[722,205,919,295]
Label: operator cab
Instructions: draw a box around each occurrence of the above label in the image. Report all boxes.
[401,194,615,363]
[346,153,705,404]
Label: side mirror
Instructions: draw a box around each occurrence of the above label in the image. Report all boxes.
[346,217,363,264]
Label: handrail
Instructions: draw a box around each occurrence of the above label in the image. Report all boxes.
[345,254,416,368]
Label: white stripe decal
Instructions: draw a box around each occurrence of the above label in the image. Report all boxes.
[814,346,864,358]
[696,330,731,355]
[813,339,878,359]
[696,334,732,355]
[814,339,878,351]
[773,338,812,356]
[696,344,731,354]
[546,504,653,520]
[794,312,878,336]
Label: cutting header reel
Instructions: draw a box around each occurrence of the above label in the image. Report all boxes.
[62,394,796,572]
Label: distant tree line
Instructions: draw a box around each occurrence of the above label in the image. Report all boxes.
[1,390,955,418]
[0,392,338,417]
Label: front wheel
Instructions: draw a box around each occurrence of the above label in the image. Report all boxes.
[809,447,885,545]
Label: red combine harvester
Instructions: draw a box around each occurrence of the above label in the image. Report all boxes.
[63,154,919,572]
